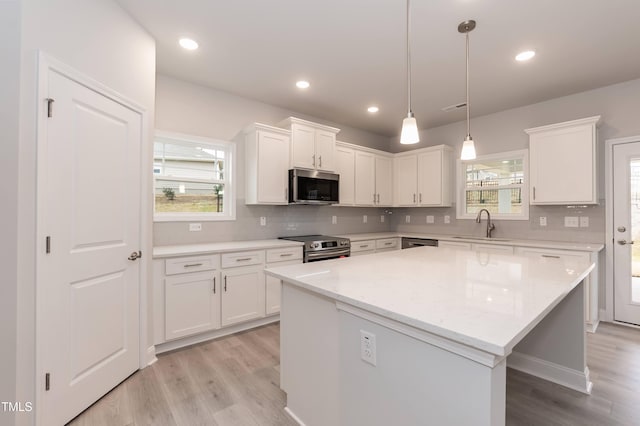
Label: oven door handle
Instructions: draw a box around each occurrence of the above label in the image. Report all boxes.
[305,248,351,261]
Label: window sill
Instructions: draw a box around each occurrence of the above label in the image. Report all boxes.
[154,213,236,222]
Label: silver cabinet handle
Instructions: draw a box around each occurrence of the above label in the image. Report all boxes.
[213,276,216,294]
[618,240,635,245]
[384,242,392,246]
[373,194,376,204]
[377,194,380,203]
[533,186,536,201]
[183,263,203,268]
[236,257,252,261]
[413,194,416,203]
[224,275,227,292]
[280,253,293,257]
[312,154,316,167]
[419,193,422,203]
[319,155,322,168]
[285,187,288,200]
[541,254,560,259]
[360,244,369,248]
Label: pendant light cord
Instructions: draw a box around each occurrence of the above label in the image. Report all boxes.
[407,0,412,116]
[466,31,470,138]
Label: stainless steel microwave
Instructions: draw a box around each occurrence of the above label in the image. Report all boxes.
[288,169,339,205]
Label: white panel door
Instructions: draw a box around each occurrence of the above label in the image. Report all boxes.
[613,141,640,325]
[394,155,418,206]
[375,156,393,206]
[315,129,336,172]
[41,70,141,425]
[221,266,265,326]
[291,124,316,169]
[335,146,355,205]
[257,130,289,203]
[354,151,375,206]
[418,151,443,205]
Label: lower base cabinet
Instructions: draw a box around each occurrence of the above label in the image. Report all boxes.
[265,259,301,315]
[221,265,265,327]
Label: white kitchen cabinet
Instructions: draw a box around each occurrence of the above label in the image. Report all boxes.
[526,116,600,205]
[394,145,453,207]
[471,243,514,254]
[354,151,376,205]
[351,239,376,256]
[515,246,598,331]
[279,117,340,172]
[438,241,472,250]
[265,246,303,315]
[335,145,355,205]
[221,264,265,327]
[375,155,393,206]
[165,271,220,340]
[244,123,290,205]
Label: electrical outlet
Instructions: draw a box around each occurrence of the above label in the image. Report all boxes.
[189,223,202,232]
[564,216,579,228]
[380,215,385,223]
[444,215,451,224]
[360,330,377,366]
[426,215,435,224]
[332,215,337,225]
[363,215,368,224]
[539,216,547,227]
[260,216,267,226]
[580,216,589,228]
[405,215,411,223]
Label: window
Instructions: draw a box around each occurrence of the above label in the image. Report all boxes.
[457,150,529,220]
[154,131,235,221]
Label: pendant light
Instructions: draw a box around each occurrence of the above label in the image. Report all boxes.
[400,0,419,144]
[459,20,476,160]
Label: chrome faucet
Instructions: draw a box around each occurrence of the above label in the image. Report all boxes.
[476,209,496,238]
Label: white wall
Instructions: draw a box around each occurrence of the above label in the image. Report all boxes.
[11,1,155,425]
[0,2,21,424]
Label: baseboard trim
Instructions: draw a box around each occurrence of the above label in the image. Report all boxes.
[146,345,158,366]
[586,319,600,333]
[508,351,592,395]
[155,315,280,354]
[284,407,306,426]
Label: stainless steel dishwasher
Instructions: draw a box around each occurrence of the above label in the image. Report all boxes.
[401,237,439,249]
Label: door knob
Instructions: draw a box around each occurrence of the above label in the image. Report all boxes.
[618,226,627,232]
[617,240,634,246]
[128,250,142,260]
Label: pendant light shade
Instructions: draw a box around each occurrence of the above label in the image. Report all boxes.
[459,20,476,159]
[400,0,419,144]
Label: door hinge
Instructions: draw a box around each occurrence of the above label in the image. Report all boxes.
[45,373,50,391]
[46,236,51,254]
[46,98,55,118]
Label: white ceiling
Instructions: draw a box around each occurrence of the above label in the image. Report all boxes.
[116,0,640,137]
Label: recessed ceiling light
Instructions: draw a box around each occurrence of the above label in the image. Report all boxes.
[179,38,199,50]
[296,80,310,89]
[367,106,379,113]
[515,50,535,62]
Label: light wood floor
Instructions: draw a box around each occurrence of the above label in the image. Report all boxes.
[69,322,640,426]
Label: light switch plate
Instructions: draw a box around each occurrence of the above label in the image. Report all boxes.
[363,215,367,224]
[405,215,411,224]
[564,216,579,228]
[332,215,337,225]
[380,215,385,223]
[444,215,451,224]
[426,215,435,224]
[189,223,202,232]
[580,216,589,228]
[260,217,267,226]
[539,216,547,227]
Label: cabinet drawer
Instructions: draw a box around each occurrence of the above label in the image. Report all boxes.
[266,246,303,263]
[165,254,220,276]
[376,238,398,250]
[515,247,589,262]
[351,240,376,253]
[221,250,265,268]
[439,241,472,250]
[472,244,514,254]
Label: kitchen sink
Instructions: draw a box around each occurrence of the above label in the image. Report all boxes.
[450,236,512,242]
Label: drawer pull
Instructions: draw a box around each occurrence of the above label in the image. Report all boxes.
[236,257,252,262]
[384,242,393,246]
[224,275,227,292]
[280,253,293,257]
[360,244,369,248]
[183,263,204,268]
[541,255,561,259]
[213,277,216,294]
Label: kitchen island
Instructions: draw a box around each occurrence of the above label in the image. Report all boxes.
[265,246,595,426]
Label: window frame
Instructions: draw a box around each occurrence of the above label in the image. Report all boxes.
[456,149,530,221]
[153,130,236,222]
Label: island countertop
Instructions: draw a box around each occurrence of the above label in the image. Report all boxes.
[265,246,594,357]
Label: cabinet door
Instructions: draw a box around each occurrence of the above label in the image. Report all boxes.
[265,259,301,315]
[257,130,289,204]
[418,151,443,205]
[394,155,418,206]
[165,271,220,340]
[291,124,316,169]
[375,156,393,206]
[335,146,355,205]
[354,151,376,205]
[221,266,265,327]
[529,124,596,204]
[315,129,336,172]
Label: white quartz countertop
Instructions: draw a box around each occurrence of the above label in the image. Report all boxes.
[153,239,303,258]
[338,232,604,252]
[265,247,594,357]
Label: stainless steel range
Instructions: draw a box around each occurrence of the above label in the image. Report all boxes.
[279,235,350,262]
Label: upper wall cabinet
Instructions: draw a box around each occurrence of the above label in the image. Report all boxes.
[244,123,291,205]
[526,116,600,205]
[393,145,453,207]
[278,117,340,172]
[335,145,356,206]
[336,142,393,207]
